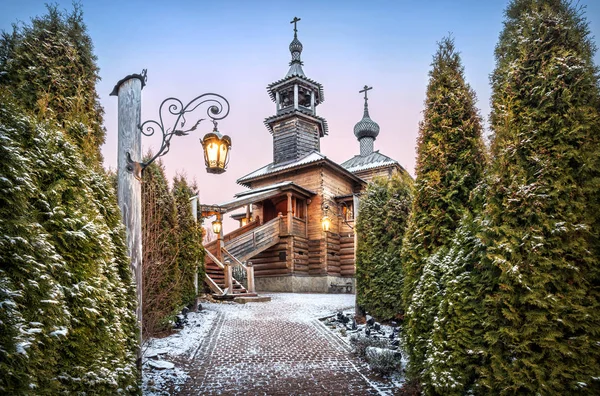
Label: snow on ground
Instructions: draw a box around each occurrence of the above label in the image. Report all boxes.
[207,292,356,322]
[142,308,217,395]
[142,293,379,395]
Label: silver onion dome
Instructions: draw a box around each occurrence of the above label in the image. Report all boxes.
[354,86,380,140]
[289,35,303,56]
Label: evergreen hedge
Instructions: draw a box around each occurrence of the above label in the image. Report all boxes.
[355,173,413,321]
[480,0,600,393]
[142,162,206,337]
[0,5,139,392]
[401,37,486,379]
[0,93,139,393]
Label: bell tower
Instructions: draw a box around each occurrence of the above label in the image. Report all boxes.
[265,17,328,165]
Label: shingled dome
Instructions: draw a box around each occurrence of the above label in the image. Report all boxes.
[289,36,303,55]
[354,112,380,140]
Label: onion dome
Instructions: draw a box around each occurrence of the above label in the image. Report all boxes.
[354,86,380,140]
[289,35,303,57]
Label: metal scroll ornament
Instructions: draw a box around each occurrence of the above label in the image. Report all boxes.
[132,93,231,178]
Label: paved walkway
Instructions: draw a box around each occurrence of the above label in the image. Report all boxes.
[178,293,391,395]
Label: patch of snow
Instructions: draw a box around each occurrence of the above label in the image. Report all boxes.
[143,309,217,361]
[143,365,188,396]
[147,360,174,370]
[50,327,68,337]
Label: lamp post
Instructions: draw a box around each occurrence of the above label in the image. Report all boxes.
[111,70,231,367]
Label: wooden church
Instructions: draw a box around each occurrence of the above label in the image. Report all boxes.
[201,18,407,295]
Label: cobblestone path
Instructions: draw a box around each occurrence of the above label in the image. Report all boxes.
[178,293,390,395]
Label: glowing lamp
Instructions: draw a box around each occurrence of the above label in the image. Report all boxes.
[212,219,222,234]
[201,124,231,174]
[321,216,332,232]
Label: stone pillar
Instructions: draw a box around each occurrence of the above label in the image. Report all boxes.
[191,195,199,296]
[111,72,144,366]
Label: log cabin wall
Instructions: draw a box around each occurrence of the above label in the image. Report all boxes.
[339,233,355,276]
[250,238,290,277]
[272,118,321,165]
[241,163,360,284]
[353,165,400,184]
[321,167,358,276]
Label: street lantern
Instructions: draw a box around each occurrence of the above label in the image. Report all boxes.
[321,215,331,232]
[212,219,223,234]
[133,92,231,179]
[201,121,232,174]
[112,70,232,368]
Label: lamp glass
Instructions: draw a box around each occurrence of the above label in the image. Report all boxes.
[218,142,229,168]
[212,219,222,234]
[202,132,231,174]
[206,140,219,168]
[321,216,331,232]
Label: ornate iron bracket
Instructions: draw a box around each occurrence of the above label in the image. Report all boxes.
[322,199,355,230]
[130,93,230,179]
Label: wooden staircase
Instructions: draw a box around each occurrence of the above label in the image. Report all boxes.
[203,216,283,298]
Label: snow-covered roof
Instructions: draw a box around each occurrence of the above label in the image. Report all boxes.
[237,152,325,184]
[237,151,365,188]
[217,181,316,212]
[341,151,400,173]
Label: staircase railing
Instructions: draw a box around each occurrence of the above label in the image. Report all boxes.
[224,216,282,262]
[222,247,255,293]
[203,215,282,296]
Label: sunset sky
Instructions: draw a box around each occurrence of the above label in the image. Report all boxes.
[2,0,600,231]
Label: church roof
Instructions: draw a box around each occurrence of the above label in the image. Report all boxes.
[264,107,328,136]
[215,181,315,212]
[341,150,401,173]
[237,151,365,187]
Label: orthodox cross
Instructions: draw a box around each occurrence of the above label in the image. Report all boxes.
[360,85,373,102]
[290,17,301,34]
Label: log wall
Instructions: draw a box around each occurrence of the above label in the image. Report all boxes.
[241,163,362,279]
[339,232,355,276]
[250,238,291,277]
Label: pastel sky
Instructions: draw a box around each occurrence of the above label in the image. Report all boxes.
[2,0,600,231]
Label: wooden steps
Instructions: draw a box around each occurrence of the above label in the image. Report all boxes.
[203,217,283,299]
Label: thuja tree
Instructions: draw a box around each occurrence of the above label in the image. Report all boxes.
[420,187,491,395]
[401,37,486,378]
[0,93,139,393]
[355,173,413,321]
[0,4,138,393]
[480,0,600,393]
[142,158,181,337]
[0,3,105,164]
[172,174,205,307]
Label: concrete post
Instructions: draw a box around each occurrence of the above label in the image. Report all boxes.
[111,73,144,366]
[190,195,199,296]
[246,261,255,293]
[353,193,362,316]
